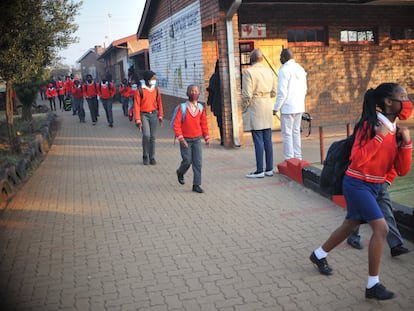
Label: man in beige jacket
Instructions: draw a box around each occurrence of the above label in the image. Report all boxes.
[242,49,277,178]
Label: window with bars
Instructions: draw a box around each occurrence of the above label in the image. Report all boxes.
[340,29,376,44]
[287,27,326,46]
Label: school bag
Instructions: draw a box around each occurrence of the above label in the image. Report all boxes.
[320,134,355,195]
[170,102,203,128]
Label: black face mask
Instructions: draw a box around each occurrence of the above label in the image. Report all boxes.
[87,79,92,83]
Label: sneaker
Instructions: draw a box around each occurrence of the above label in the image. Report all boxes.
[264,170,274,176]
[192,185,204,193]
[143,157,149,165]
[309,252,333,275]
[150,159,156,165]
[246,171,265,178]
[391,245,410,257]
[347,236,363,250]
[366,283,395,300]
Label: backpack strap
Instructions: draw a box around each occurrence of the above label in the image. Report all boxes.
[138,86,144,99]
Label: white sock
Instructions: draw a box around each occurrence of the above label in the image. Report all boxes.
[367,275,380,289]
[314,246,328,259]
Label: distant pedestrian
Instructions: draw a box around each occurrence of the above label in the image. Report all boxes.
[173,84,210,193]
[119,78,130,117]
[83,74,99,125]
[310,83,412,300]
[98,76,116,127]
[40,85,47,100]
[65,75,75,115]
[273,48,307,161]
[242,49,277,178]
[56,76,65,111]
[207,60,224,146]
[134,70,163,165]
[72,79,85,122]
[128,66,139,85]
[46,83,57,111]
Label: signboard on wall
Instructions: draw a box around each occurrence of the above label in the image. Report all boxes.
[241,24,267,38]
[148,2,204,101]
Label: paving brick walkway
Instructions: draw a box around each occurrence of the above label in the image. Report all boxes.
[0,103,413,310]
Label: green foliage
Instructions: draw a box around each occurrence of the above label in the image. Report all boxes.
[0,0,82,83]
[15,70,48,104]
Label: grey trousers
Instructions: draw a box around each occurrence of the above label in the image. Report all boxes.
[348,182,404,249]
[177,137,202,186]
[140,111,158,160]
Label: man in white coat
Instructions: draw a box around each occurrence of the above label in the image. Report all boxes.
[273,48,307,161]
[242,49,277,178]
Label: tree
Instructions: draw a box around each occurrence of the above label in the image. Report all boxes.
[15,69,50,122]
[0,0,82,154]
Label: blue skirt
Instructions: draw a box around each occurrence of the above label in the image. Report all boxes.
[343,174,383,221]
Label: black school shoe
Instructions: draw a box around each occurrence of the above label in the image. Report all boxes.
[192,185,204,193]
[176,170,185,185]
[347,235,363,250]
[309,252,333,275]
[366,283,395,300]
[391,245,410,257]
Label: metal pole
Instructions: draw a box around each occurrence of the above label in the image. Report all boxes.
[319,126,324,164]
[346,123,352,136]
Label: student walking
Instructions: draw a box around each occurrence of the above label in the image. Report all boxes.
[310,83,412,300]
[173,84,210,193]
[83,74,99,125]
[65,75,75,115]
[72,79,85,122]
[119,78,130,117]
[134,70,164,165]
[56,77,65,111]
[98,76,116,127]
[46,83,57,111]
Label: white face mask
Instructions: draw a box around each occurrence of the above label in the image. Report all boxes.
[149,80,156,86]
[131,84,137,90]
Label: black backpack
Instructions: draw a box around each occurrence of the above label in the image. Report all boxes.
[320,134,355,195]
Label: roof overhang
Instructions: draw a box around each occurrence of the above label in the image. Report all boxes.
[137,0,414,39]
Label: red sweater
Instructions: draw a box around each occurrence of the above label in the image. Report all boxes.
[98,82,116,99]
[134,86,163,120]
[46,87,56,98]
[64,79,74,94]
[346,124,412,183]
[56,81,65,95]
[83,82,98,97]
[119,84,130,97]
[173,102,209,141]
[72,85,83,99]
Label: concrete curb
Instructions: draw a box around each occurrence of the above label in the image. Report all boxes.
[0,113,56,210]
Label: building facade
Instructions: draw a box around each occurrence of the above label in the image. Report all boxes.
[137,0,414,147]
[98,35,149,84]
[77,45,105,81]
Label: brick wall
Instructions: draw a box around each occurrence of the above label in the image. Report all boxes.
[144,1,414,144]
[239,4,414,129]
